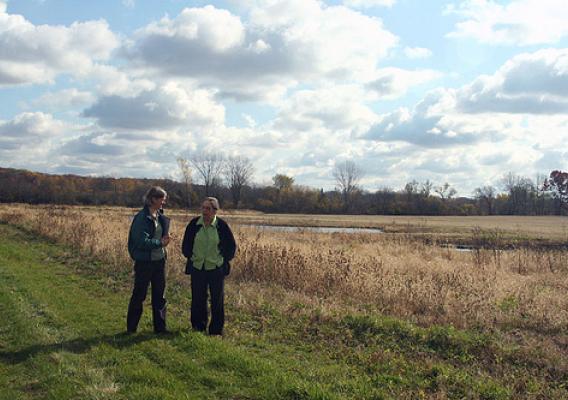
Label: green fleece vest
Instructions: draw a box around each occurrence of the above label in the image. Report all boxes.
[190,216,224,270]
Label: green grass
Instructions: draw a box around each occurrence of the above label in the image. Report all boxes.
[0,223,566,399]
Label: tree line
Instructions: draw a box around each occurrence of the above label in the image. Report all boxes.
[0,163,566,216]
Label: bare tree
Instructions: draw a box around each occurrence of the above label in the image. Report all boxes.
[189,152,225,196]
[404,180,419,196]
[420,180,434,197]
[534,172,548,215]
[177,157,193,208]
[375,187,395,214]
[333,160,363,211]
[473,185,496,215]
[224,155,254,208]
[500,172,534,215]
[403,179,419,213]
[435,182,457,201]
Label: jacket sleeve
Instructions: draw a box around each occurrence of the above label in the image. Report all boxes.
[159,214,170,237]
[181,219,196,258]
[220,220,237,261]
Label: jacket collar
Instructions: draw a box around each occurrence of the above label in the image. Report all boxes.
[143,205,162,221]
[197,215,217,227]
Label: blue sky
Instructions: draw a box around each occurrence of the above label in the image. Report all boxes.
[1,0,567,195]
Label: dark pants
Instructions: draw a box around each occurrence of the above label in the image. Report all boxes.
[127,259,167,333]
[190,266,225,335]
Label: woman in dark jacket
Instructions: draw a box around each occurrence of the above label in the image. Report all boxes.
[182,197,236,335]
[126,186,171,334]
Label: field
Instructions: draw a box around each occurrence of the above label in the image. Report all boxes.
[62,205,568,239]
[0,203,567,399]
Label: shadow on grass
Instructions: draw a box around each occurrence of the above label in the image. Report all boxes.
[0,330,185,365]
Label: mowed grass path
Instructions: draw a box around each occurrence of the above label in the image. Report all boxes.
[1,223,566,399]
[0,224,353,400]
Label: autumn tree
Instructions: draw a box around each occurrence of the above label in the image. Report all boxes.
[273,174,294,191]
[268,174,295,211]
[544,170,568,215]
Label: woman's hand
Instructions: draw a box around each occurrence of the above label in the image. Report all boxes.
[161,234,171,247]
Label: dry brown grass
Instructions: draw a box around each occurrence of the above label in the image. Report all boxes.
[1,203,567,335]
[222,212,568,240]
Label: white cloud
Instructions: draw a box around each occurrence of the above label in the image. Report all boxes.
[247,39,271,54]
[0,6,119,86]
[85,64,156,97]
[82,82,224,130]
[272,85,378,135]
[122,0,135,9]
[52,132,160,178]
[364,92,504,147]
[535,148,568,172]
[242,114,257,128]
[363,48,568,151]
[141,6,245,52]
[358,47,568,192]
[227,126,286,149]
[249,1,398,80]
[59,132,127,157]
[404,46,433,59]
[0,112,67,166]
[446,0,568,46]
[0,112,65,139]
[455,48,568,114]
[342,0,396,9]
[2,1,566,193]
[124,1,398,100]
[31,88,96,110]
[365,67,441,99]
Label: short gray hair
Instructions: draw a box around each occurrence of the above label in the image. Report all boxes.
[204,196,220,211]
[143,186,167,206]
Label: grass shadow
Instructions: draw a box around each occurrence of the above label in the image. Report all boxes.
[0,330,184,365]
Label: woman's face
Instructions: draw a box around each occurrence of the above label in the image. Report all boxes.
[201,201,216,220]
[150,195,166,210]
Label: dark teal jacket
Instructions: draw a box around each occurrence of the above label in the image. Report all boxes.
[127,206,169,262]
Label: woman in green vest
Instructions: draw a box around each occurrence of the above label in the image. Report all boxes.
[181,197,236,335]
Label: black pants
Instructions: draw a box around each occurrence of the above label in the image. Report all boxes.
[127,259,167,333]
[190,266,225,335]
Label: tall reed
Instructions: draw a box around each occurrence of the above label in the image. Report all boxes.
[1,204,566,333]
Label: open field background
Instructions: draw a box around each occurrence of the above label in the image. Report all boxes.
[62,205,568,236]
[1,203,567,399]
[227,213,568,239]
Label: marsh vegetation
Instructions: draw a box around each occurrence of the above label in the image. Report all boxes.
[1,203,567,399]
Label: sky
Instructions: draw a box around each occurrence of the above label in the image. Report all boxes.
[0,0,567,196]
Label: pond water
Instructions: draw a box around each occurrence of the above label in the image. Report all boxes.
[454,245,474,252]
[240,224,383,234]
[240,224,480,251]
[441,244,475,252]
